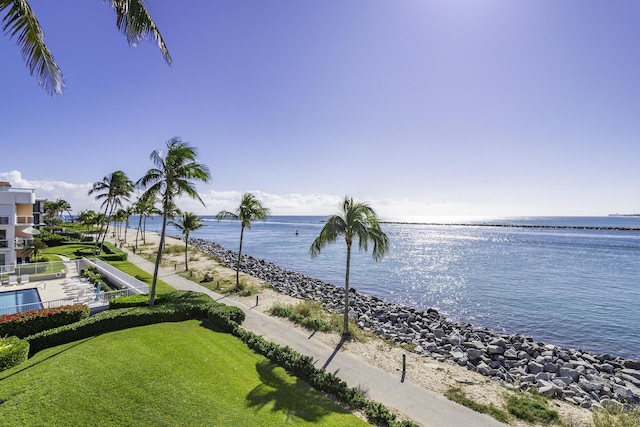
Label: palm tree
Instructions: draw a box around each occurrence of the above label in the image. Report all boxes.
[1,0,171,95]
[216,193,270,289]
[133,196,159,250]
[76,209,98,238]
[170,212,205,271]
[138,137,211,306]
[310,196,390,337]
[88,170,133,252]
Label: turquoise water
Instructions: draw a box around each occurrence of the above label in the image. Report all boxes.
[0,288,43,315]
[138,215,640,359]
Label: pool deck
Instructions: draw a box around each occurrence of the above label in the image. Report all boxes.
[0,259,107,312]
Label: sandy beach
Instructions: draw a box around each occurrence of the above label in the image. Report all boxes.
[110,228,592,427]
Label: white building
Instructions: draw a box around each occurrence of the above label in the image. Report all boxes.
[0,182,37,268]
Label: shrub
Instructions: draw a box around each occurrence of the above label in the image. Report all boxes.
[0,336,29,372]
[207,305,246,332]
[40,231,66,247]
[0,304,90,338]
[26,291,221,355]
[593,405,640,427]
[109,293,172,309]
[506,392,559,424]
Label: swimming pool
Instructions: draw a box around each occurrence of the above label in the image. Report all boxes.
[0,288,43,315]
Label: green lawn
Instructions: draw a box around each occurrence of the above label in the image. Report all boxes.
[43,245,173,292]
[106,260,173,292]
[0,321,368,426]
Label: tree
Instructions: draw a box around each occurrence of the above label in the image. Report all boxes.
[133,196,159,250]
[216,193,269,290]
[310,196,390,337]
[1,0,171,95]
[76,209,98,237]
[88,170,133,252]
[169,211,205,271]
[138,137,211,306]
[30,236,47,261]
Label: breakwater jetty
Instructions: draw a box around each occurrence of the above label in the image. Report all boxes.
[186,236,640,410]
[381,221,640,231]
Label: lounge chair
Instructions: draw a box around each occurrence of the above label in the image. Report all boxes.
[20,274,29,284]
[8,275,18,285]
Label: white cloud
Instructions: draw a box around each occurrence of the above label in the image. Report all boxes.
[0,170,494,219]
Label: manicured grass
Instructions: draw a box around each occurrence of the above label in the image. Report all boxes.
[42,243,90,258]
[0,321,368,426]
[106,260,173,292]
[44,244,173,292]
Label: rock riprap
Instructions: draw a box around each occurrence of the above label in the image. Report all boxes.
[186,236,640,409]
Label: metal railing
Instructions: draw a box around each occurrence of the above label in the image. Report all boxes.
[14,238,34,249]
[0,261,65,277]
[81,258,150,294]
[0,286,145,316]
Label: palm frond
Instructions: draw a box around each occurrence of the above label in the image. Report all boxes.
[108,0,172,65]
[1,0,64,95]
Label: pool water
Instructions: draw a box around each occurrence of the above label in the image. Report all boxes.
[0,288,43,315]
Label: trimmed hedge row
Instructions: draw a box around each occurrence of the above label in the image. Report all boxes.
[25,291,238,355]
[108,293,172,309]
[230,326,418,427]
[0,336,29,372]
[0,304,90,338]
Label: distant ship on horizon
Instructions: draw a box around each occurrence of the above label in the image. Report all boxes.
[609,213,640,217]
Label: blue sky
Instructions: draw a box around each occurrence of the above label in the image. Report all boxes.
[2,1,639,219]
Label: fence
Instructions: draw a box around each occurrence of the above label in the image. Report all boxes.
[0,258,149,315]
[80,258,150,294]
[0,261,66,278]
[0,286,146,316]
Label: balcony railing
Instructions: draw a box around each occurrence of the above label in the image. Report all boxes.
[16,216,34,225]
[15,238,34,249]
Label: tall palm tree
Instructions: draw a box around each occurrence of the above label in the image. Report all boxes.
[132,196,157,250]
[310,196,390,337]
[138,137,211,306]
[169,212,205,271]
[216,193,270,289]
[1,0,171,95]
[88,170,133,252]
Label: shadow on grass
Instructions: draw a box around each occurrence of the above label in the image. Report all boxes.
[246,360,353,422]
[0,337,95,381]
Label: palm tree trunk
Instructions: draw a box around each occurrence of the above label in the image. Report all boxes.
[236,226,245,289]
[150,211,168,307]
[135,215,142,251]
[184,231,189,270]
[344,243,352,337]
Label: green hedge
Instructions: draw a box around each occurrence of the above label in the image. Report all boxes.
[26,291,226,355]
[207,305,246,332]
[0,304,90,338]
[40,232,66,247]
[0,336,29,372]
[231,327,418,427]
[108,293,172,309]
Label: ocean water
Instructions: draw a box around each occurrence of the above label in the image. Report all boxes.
[137,215,640,359]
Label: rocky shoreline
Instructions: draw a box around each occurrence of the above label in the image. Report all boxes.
[186,236,640,410]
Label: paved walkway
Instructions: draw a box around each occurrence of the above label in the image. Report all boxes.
[123,248,507,427]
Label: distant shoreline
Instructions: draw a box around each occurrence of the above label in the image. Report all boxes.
[381,221,640,231]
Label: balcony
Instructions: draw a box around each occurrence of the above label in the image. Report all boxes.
[15,238,34,249]
[16,216,34,225]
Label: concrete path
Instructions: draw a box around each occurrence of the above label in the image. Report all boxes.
[123,248,507,427]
